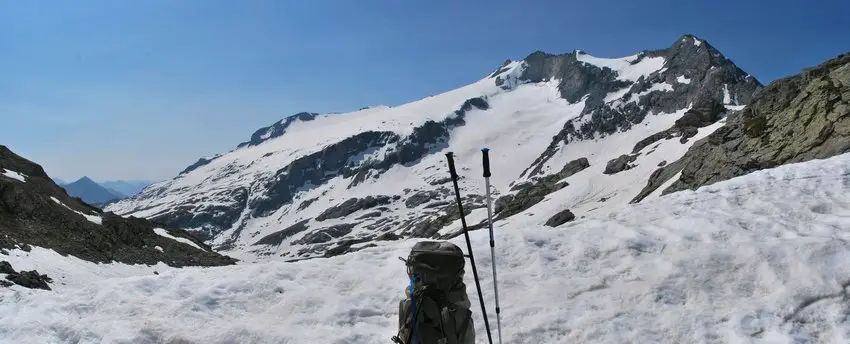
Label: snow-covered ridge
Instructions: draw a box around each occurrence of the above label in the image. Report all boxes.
[6,152,850,343]
[576,51,666,82]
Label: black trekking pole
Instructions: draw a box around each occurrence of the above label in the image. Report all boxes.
[445,152,494,344]
[481,148,503,344]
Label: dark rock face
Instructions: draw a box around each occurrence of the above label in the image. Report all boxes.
[316,196,391,221]
[324,237,378,258]
[496,158,589,219]
[151,187,248,235]
[604,154,638,174]
[0,145,236,268]
[521,35,762,178]
[544,209,576,227]
[297,197,318,211]
[179,155,221,175]
[355,211,382,220]
[250,131,398,218]
[250,97,489,220]
[519,50,630,104]
[2,260,53,290]
[377,232,402,241]
[634,53,850,200]
[238,112,319,148]
[409,195,486,239]
[293,223,356,245]
[252,220,310,246]
[0,261,13,274]
[7,269,53,290]
[405,190,440,208]
[558,157,591,179]
[630,159,686,203]
[632,98,728,154]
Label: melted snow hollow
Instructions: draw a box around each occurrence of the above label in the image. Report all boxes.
[3,153,850,343]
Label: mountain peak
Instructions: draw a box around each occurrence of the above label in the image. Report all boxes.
[75,176,97,184]
[64,176,123,205]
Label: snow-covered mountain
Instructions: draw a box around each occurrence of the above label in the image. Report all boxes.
[107,34,764,260]
[7,151,850,343]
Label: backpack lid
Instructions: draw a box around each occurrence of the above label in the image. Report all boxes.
[406,241,465,284]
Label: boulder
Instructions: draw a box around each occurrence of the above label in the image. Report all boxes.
[545,209,576,227]
[604,154,637,175]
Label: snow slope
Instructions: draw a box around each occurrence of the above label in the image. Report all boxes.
[5,152,850,343]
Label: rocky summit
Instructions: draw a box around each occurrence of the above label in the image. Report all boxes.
[634,53,850,201]
[107,34,765,260]
[0,145,236,289]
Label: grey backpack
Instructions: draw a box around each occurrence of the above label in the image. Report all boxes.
[392,241,475,344]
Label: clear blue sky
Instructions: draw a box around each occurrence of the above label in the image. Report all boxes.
[1,0,847,181]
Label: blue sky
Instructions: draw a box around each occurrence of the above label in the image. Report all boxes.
[1,0,847,181]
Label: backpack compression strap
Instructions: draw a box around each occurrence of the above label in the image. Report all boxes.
[409,277,420,344]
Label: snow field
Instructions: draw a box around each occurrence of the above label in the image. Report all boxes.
[1,169,26,183]
[2,153,850,343]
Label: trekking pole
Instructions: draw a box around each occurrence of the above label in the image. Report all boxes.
[445,152,494,344]
[481,148,503,344]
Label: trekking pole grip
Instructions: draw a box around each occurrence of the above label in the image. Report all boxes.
[446,152,458,179]
[481,148,491,178]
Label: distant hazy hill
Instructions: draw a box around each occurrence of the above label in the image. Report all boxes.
[62,177,124,205]
[99,180,153,197]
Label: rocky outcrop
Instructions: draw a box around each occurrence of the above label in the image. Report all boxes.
[632,98,728,154]
[0,145,236,268]
[252,220,310,246]
[544,209,576,227]
[496,158,589,219]
[238,112,318,148]
[634,53,850,200]
[604,154,638,174]
[293,223,356,245]
[405,190,440,208]
[315,196,391,221]
[179,154,221,175]
[630,159,686,203]
[250,131,399,217]
[152,187,249,235]
[1,261,52,290]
